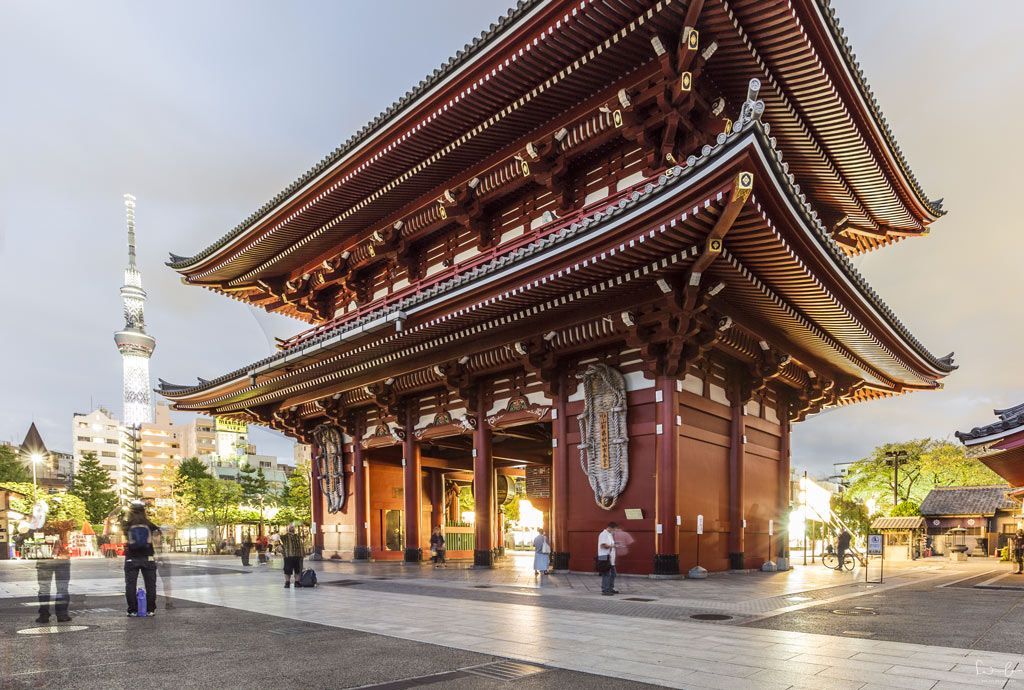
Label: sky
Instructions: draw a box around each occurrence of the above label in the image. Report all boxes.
[0,1,1021,475]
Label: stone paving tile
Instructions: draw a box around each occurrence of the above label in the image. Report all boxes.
[884,664,1008,687]
[669,669,792,690]
[789,653,893,672]
[747,667,865,690]
[860,685,936,690]
[851,652,955,671]
[816,666,938,690]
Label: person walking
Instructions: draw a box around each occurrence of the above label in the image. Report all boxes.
[35,531,72,624]
[1013,530,1024,575]
[122,501,161,617]
[597,522,619,595]
[280,525,304,588]
[429,526,447,568]
[533,528,551,576]
[240,532,253,567]
[256,534,269,565]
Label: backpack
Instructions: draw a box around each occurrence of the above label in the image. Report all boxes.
[127,524,152,554]
[297,569,318,588]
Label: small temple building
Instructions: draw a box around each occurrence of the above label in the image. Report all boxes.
[160,0,954,574]
[919,486,1017,556]
[956,404,1024,533]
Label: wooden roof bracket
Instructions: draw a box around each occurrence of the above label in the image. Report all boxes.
[684,170,753,313]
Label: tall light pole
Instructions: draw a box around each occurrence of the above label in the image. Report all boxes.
[30,453,43,489]
[884,450,909,508]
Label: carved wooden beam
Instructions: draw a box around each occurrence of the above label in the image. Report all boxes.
[435,359,479,412]
[514,336,561,398]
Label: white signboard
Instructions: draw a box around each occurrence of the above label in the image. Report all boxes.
[696,514,704,535]
[768,519,774,536]
[867,533,883,556]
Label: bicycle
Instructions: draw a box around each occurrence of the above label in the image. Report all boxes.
[822,550,856,571]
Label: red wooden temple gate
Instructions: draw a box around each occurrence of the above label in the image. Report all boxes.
[161,0,954,575]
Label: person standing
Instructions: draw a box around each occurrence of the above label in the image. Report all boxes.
[429,526,447,568]
[122,501,161,617]
[533,528,551,576]
[35,531,72,624]
[256,534,269,565]
[240,532,253,567]
[1014,530,1024,575]
[280,525,304,588]
[597,522,619,595]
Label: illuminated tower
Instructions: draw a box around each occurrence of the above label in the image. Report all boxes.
[114,194,156,427]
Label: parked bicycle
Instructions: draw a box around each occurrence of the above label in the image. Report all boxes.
[822,544,856,571]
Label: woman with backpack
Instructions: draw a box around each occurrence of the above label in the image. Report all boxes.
[121,501,161,616]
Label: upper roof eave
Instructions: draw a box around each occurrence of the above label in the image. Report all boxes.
[159,123,954,406]
[810,0,944,221]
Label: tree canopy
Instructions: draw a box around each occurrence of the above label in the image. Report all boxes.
[0,445,31,483]
[70,452,118,523]
[0,482,89,532]
[844,439,1004,514]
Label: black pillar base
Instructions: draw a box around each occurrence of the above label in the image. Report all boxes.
[493,546,505,559]
[552,551,570,571]
[353,545,372,561]
[474,549,495,567]
[404,547,423,563]
[729,551,745,570]
[653,553,680,575]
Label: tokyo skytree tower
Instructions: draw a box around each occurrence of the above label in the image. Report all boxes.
[114,194,156,426]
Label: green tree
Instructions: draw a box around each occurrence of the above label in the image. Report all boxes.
[0,445,30,483]
[0,482,88,532]
[278,460,311,525]
[844,439,1004,513]
[238,461,270,534]
[891,500,921,517]
[69,452,118,523]
[172,457,212,511]
[193,478,243,547]
[831,493,871,538]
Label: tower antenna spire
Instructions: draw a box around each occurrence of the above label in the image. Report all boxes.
[124,193,137,269]
[115,194,156,427]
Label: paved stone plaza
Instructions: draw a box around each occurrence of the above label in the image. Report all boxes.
[3,553,1024,688]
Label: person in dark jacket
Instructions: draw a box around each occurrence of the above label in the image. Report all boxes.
[121,501,161,617]
[240,532,253,567]
[837,529,852,569]
[429,526,447,568]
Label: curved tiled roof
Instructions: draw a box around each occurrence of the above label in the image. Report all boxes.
[919,486,1015,516]
[814,0,943,218]
[158,122,954,399]
[167,0,544,270]
[169,0,942,274]
[956,405,1024,443]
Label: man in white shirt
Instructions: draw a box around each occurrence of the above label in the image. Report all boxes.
[597,522,619,595]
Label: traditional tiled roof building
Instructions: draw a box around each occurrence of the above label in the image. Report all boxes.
[160,0,953,574]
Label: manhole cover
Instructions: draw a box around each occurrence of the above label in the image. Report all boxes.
[690,614,733,621]
[17,625,89,635]
[464,661,546,681]
[831,607,877,616]
[624,597,656,602]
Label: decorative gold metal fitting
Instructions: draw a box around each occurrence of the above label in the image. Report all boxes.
[734,171,754,202]
[684,27,699,51]
[723,118,733,135]
[612,109,623,127]
[680,72,692,92]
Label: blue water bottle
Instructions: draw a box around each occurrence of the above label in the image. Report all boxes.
[136,587,147,617]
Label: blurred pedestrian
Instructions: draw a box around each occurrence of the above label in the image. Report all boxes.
[533,528,551,576]
[280,525,304,588]
[122,501,160,617]
[256,534,269,565]
[429,526,446,568]
[240,532,253,567]
[597,521,619,595]
[35,531,71,624]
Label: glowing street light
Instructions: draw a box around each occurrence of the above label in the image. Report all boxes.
[29,453,43,489]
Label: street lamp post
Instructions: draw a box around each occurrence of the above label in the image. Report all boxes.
[29,453,43,490]
[884,450,909,508]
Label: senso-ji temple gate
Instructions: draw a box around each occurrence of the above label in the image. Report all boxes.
[160,0,955,575]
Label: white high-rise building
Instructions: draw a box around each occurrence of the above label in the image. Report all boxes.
[72,408,132,497]
[114,194,156,427]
